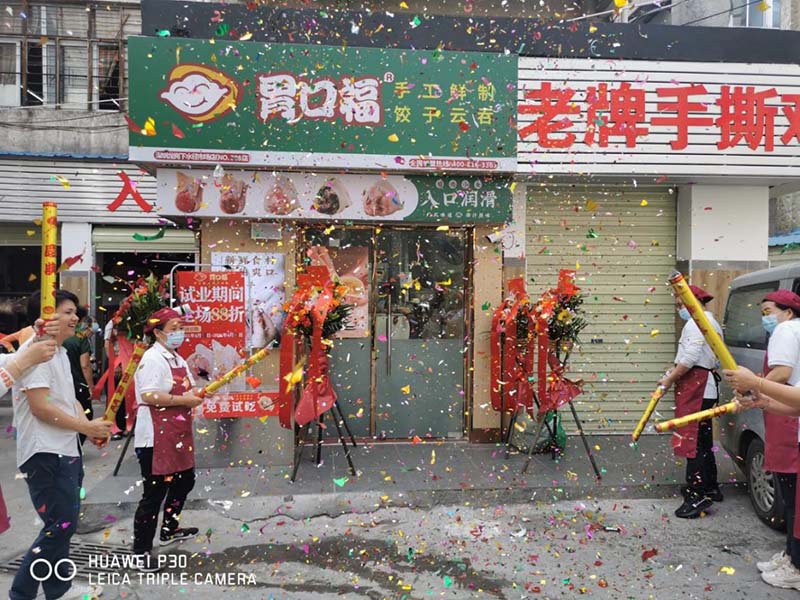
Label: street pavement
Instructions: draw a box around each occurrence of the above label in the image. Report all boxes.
[0,404,796,599]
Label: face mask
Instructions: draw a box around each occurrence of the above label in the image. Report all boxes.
[678,307,691,321]
[164,330,185,349]
[762,314,779,334]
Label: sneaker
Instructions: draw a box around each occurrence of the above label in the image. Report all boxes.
[706,486,724,502]
[59,583,104,599]
[762,562,800,590]
[681,485,723,502]
[159,527,199,546]
[674,493,712,519]
[131,552,160,573]
[757,551,789,573]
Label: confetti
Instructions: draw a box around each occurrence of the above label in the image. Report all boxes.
[641,548,658,562]
[388,133,400,142]
[333,477,349,487]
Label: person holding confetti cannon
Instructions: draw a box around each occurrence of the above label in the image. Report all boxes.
[724,293,800,591]
[130,307,204,572]
[656,284,724,519]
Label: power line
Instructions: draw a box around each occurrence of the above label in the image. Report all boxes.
[631,0,695,22]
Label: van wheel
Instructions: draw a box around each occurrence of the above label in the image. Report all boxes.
[746,438,786,531]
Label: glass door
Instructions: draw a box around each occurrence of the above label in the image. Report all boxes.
[302,226,469,440]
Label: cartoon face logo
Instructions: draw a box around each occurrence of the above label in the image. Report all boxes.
[159,64,240,123]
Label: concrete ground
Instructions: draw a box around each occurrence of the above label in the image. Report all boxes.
[0,405,794,599]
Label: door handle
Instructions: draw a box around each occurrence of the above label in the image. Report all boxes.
[386,291,392,376]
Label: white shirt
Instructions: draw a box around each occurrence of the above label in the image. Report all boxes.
[767,319,800,386]
[674,311,722,399]
[12,346,81,468]
[134,343,194,448]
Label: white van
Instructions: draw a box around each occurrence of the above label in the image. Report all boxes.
[719,263,800,530]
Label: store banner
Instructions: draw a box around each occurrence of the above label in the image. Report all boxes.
[158,168,512,223]
[127,37,517,173]
[176,270,278,418]
[209,252,286,349]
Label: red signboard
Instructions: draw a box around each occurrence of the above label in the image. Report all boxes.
[177,270,278,418]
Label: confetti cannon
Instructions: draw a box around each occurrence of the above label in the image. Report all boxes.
[198,347,271,398]
[654,271,737,433]
[39,202,58,330]
[631,385,667,442]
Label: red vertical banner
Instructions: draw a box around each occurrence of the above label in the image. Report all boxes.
[176,270,278,418]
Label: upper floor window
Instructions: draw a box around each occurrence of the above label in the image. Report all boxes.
[731,0,782,28]
[0,2,139,110]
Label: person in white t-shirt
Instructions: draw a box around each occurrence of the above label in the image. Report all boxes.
[9,290,112,600]
[657,284,723,519]
[131,307,204,573]
[0,319,58,537]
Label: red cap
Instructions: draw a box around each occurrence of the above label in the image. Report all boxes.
[764,290,800,314]
[144,307,181,333]
[689,285,713,303]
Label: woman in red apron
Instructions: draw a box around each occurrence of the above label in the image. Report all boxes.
[657,285,722,519]
[131,308,204,572]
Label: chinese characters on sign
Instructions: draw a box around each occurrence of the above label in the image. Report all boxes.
[519,82,800,151]
[128,38,517,172]
[177,271,276,418]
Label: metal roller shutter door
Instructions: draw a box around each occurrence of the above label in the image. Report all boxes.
[92,227,198,254]
[526,186,677,435]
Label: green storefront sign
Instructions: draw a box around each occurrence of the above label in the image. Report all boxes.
[128,37,517,173]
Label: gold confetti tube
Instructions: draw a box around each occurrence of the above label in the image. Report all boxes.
[655,402,737,433]
[631,385,666,442]
[103,343,147,421]
[669,271,736,370]
[40,202,58,321]
[199,347,270,398]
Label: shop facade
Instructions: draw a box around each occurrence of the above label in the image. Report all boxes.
[133,2,800,447]
[127,36,518,464]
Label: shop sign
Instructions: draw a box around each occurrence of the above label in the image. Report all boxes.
[518,57,800,177]
[127,37,517,173]
[158,168,512,223]
[176,270,278,418]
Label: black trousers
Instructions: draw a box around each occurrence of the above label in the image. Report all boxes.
[132,447,195,553]
[776,473,800,568]
[685,396,719,492]
[75,384,92,446]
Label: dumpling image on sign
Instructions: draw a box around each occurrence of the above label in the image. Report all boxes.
[266,175,298,215]
[313,179,351,216]
[159,64,240,123]
[363,179,403,217]
[186,343,213,384]
[219,173,248,214]
[175,172,204,213]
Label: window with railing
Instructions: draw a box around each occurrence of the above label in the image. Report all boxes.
[0,1,139,110]
[731,0,782,28]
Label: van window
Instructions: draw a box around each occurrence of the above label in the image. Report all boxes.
[724,283,778,350]
[793,279,800,295]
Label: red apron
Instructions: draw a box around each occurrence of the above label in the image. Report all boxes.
[0,483,9,534]
[762,355,800,473]
[671,366,709,458]
[150,363,194,476]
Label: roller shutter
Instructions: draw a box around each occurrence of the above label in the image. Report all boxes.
[92,227,198,254]
[526,185,677,434]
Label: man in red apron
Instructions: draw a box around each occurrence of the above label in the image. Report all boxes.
[756,290,800,589]
[657,285,722,519]
[131,308,204,572]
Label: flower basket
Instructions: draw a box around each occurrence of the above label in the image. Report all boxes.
[112,273,171,342]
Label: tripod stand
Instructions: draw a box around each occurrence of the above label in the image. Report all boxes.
[290,400,358,482]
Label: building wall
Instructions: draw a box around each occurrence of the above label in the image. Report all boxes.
[670,0,732,27]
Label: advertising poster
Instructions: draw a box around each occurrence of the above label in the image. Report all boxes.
[210,252,285,349]
[176,270,278,418]
[157,169,512,224]
[307,245,370,338]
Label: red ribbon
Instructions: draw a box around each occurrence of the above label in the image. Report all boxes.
[490,290,535,414]
[294,282,338,426]
[107,172,154,213]
[277,286,312,429]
